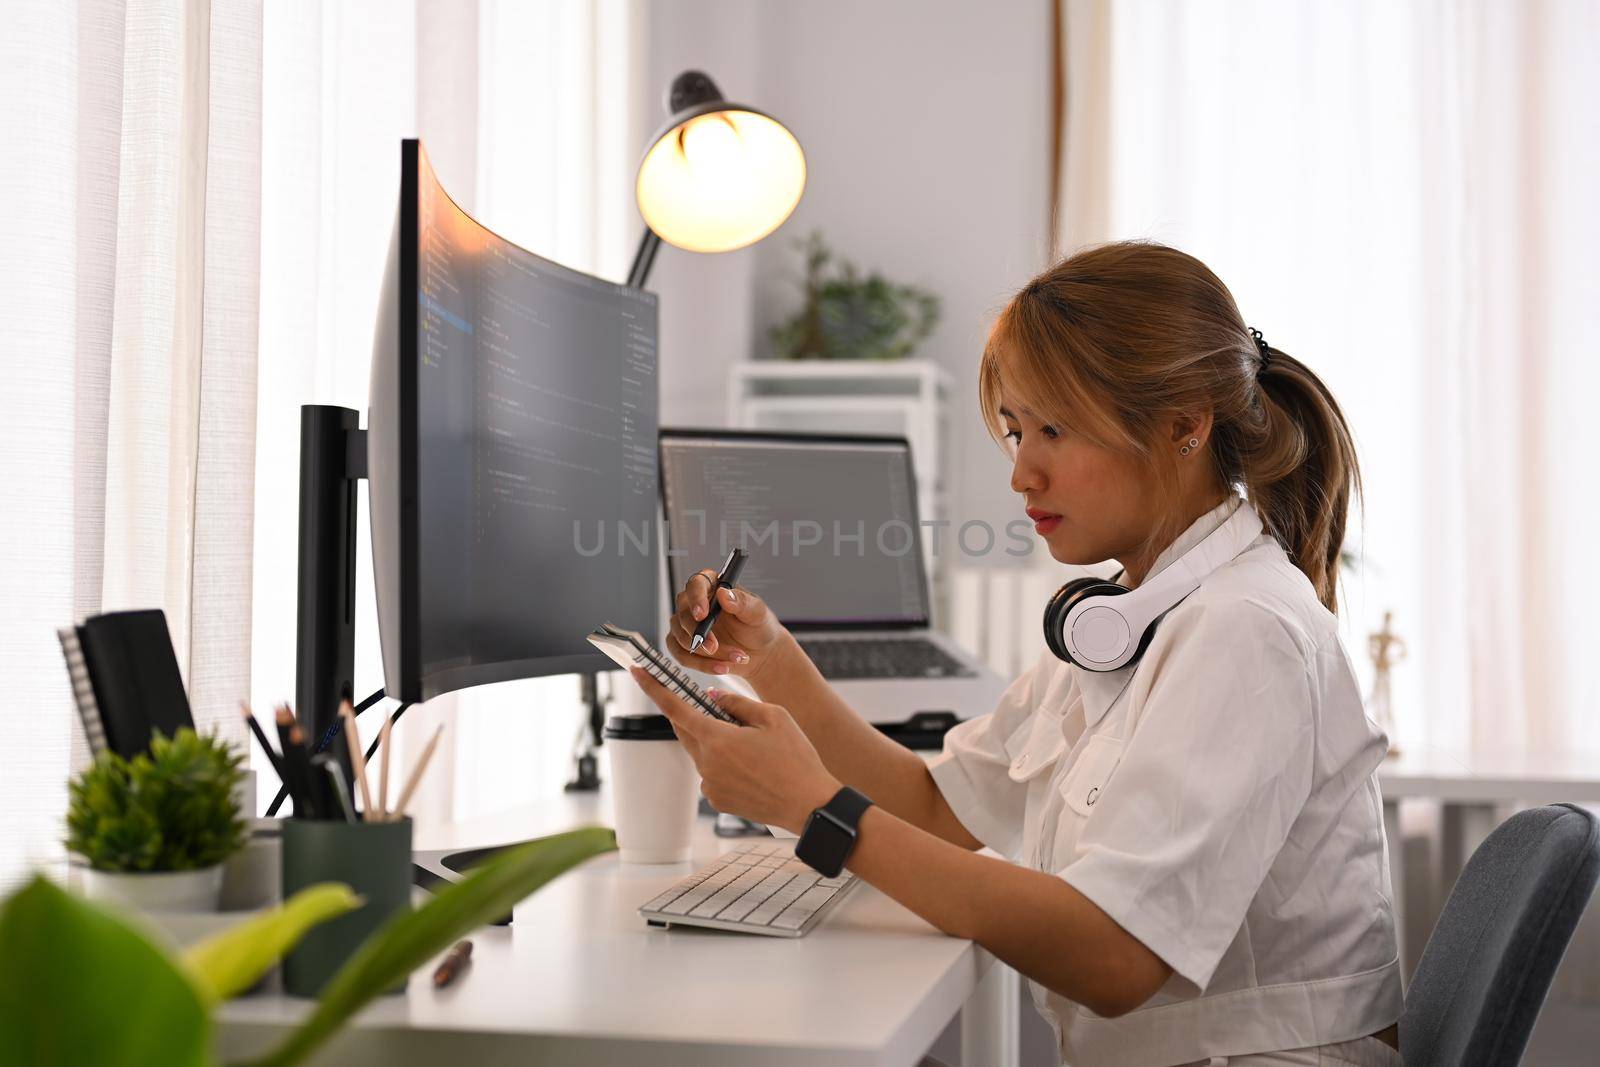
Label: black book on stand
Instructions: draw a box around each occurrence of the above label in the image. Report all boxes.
[67,609,194,758]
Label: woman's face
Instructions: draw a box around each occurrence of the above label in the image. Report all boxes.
[999,394,1165,572]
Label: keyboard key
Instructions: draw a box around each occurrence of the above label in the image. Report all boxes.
[717,870,795,922]
[641,863,728,912]
[746,871,819,926]
[797,637,975,681]
[771,884,842,931]
[659,863,745,915]
[690,867,773,918]
[641,885,691,912]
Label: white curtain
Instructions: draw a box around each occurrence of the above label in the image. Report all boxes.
[1056,0,1600,758]
[0,0,263,889]
[251,0,648,826]
[0,0,646,886]
[1055,0,1600,1000]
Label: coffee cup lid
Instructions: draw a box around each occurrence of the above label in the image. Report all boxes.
[603,714,678,741]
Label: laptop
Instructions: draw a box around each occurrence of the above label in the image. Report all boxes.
[658,429,1005,738]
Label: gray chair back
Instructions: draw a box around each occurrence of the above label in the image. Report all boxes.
[1401,803,1600,1066]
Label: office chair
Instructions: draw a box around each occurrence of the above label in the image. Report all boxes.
[1401,803,1600,1066]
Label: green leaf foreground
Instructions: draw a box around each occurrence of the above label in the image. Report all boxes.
[0,826,614,1067]
[0,876,211,1067]
[241,825,617,1067]
[185,884,364,1003]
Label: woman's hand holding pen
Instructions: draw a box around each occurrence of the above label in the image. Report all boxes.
[630,667,839,834]
[668,571,792,684]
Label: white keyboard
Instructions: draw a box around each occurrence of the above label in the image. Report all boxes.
[639,840,858,938]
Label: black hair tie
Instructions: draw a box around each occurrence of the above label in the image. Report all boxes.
[1248,327,1271,375]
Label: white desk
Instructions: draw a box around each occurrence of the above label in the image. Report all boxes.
[1377,747,1600,978]
[219,748,1600,1065]
[216,789,1001,1067]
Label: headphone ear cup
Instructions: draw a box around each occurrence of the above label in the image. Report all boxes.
[1043,578,1127,665]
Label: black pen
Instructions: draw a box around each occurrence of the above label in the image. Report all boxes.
[689,548,747,654]
[276,705,320,819]
[241,702,287,789]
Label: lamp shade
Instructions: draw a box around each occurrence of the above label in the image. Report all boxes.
[635,99,806,255]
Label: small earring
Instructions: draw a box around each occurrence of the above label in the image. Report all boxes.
[1180,445,1191,456]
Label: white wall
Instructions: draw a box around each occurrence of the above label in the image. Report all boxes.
[646,0,1055,551]
[643,0,764,430]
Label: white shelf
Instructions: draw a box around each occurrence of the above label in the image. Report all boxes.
[730,358,952,386]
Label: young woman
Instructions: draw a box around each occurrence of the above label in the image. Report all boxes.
[631,241,1403,1066]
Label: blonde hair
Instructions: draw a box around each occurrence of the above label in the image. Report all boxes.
[981,241,1360,613]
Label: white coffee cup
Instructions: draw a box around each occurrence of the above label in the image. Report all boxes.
[605,714,699,864]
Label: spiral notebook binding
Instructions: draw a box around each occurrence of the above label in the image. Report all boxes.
[589,622,737,724]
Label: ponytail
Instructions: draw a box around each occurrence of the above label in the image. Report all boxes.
[981,241,1361,614]
[1234,346,1361,613]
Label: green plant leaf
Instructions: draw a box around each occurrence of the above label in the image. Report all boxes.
[184,883,363,1003]
[239,826,617,1067]
[769,230,941,361]
[0,875,211,1067]
[66,727,247,873]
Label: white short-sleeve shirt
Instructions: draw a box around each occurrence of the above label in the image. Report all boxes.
[929,497,1402,1066]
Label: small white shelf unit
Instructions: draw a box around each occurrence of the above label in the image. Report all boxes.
[728,360,954,624]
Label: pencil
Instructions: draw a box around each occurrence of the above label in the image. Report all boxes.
[376,710,394,822]
[277,705,320,819]
[339,699,373,820]
[391,723,444,820]
[240,702,286,786]
[432,939,473,988]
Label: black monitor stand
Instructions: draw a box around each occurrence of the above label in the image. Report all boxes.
[295,403,607,923]
[295,405,365,781]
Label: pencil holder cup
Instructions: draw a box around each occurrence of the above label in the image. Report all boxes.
[281,817,413,998]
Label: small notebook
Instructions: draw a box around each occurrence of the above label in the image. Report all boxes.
[57,627,108,757]
[587,622,738,724]
[69,609,194,758]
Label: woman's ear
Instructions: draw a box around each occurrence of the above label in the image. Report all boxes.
[1168,410,1215,450]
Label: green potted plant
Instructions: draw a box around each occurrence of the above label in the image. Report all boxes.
[67,728,248,912]
[769,230,941,361]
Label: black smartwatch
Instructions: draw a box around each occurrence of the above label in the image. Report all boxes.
[795,786,873,877]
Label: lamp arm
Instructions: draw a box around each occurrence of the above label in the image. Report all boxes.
[626,228,662,290]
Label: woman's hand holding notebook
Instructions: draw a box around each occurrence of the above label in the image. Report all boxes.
[587,623,739,724]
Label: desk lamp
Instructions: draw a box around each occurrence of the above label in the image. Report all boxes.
[624,70,807,288]
[570,71,805,791]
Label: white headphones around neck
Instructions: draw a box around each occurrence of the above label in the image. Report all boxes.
[1043,501,1263,671]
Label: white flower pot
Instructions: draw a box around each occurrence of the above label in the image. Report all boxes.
[81,864,225,913]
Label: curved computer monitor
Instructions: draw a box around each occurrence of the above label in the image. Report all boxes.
[368,139,660,703]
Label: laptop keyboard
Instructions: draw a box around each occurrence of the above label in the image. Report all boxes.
[797,637,976,680]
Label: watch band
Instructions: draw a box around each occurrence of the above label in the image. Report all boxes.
[796,786,873,877]
[820,786,873,829]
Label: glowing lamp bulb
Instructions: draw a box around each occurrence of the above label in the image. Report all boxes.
[681,115,741,175]
[634,74,806,256]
